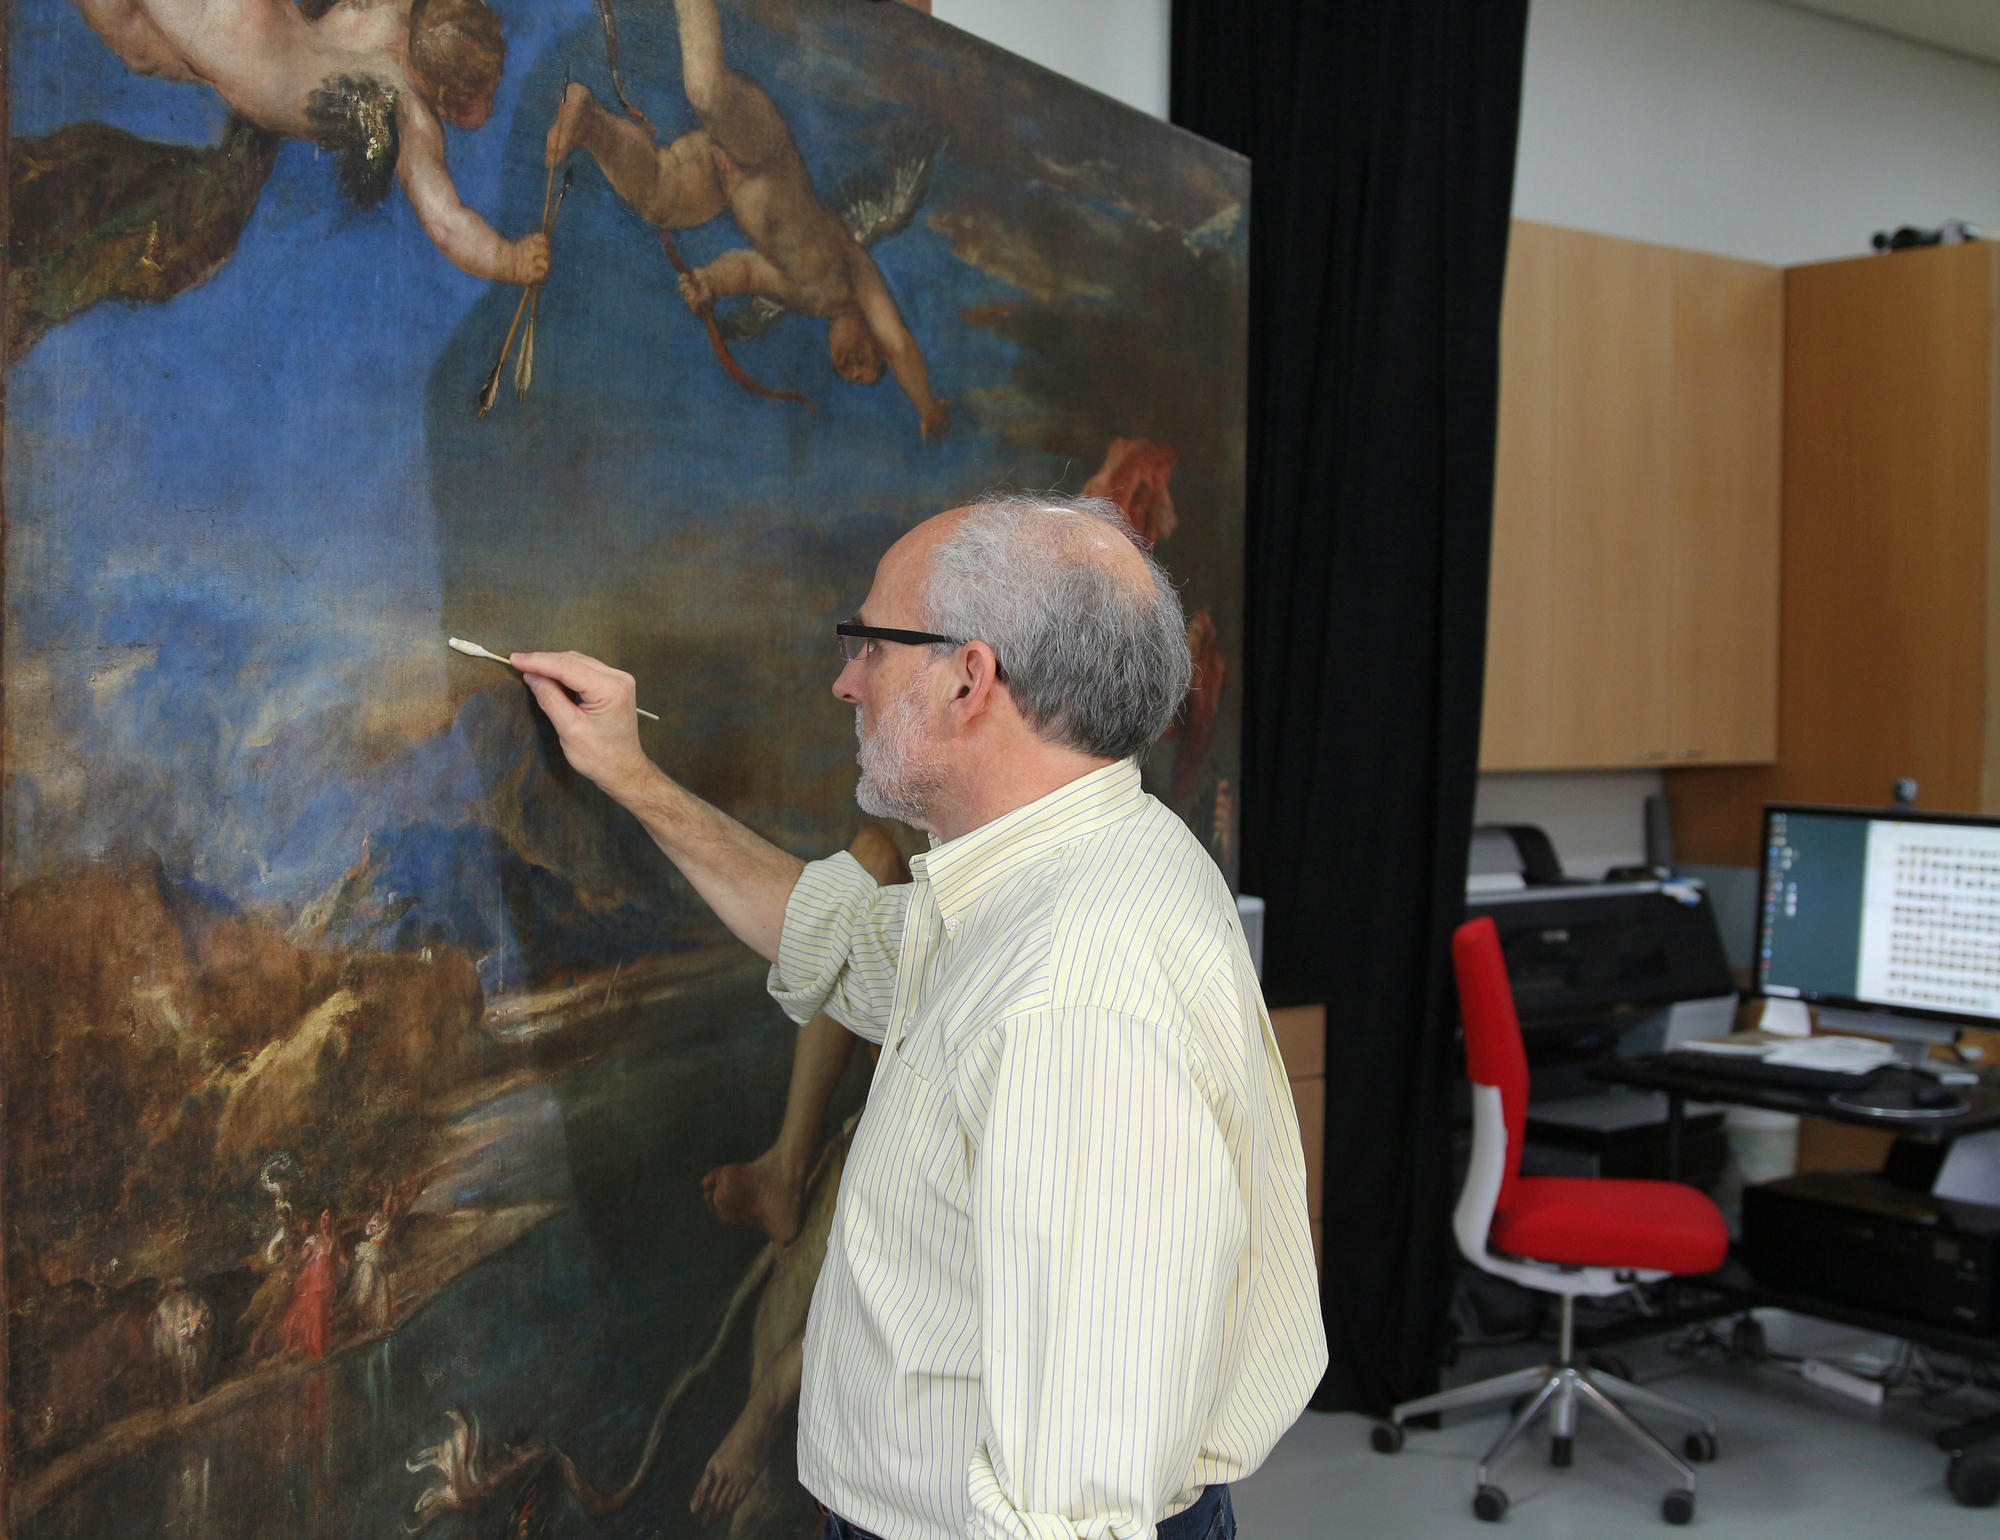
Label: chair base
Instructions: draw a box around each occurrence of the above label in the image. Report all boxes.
[1375,1296,1715,1524]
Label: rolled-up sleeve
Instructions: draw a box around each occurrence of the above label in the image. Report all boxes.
[959,1008,1248,1540]
[767,851,910,1043]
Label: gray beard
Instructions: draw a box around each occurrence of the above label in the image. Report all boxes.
[854,681,945,829]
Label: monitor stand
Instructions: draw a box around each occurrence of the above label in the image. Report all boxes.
[1814,1005,1959,1062]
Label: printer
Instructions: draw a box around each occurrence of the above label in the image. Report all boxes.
[1464,826,1738,1184]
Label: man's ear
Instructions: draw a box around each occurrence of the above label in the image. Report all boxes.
[945,641,1004,725]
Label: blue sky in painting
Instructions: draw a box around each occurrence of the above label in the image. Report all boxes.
[7,0,1022,637]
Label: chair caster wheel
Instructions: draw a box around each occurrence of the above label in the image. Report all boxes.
[1683,1429,1717,1463]
[1593,1352,1633,1383]
[1473,1484,1508,1522]
[1550,1434,1573,1467]
[1370,1421,1405,1454]
[1949,1449,2000,1507]
[1732,1314,1767,1362]
[1662,1488,1695,1525]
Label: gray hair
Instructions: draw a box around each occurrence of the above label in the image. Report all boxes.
[920,493,1192,761]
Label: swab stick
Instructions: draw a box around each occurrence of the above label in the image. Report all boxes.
[448,637,661,720]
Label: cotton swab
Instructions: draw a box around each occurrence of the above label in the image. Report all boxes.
[448,637,661,720]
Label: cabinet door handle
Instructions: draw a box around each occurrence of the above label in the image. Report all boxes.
[1637,749,1669,762]
[1674,748,1706,761]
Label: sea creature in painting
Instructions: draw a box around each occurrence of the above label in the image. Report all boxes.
[405,1407,540,1527]
[547,0,949,436]
[402,1235,781,1530]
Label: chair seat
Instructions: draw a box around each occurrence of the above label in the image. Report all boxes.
[1491,1175,1728,1275]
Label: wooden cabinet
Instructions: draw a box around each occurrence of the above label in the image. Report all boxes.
[1479,223,1559,767]
[1669,248,1784,764]
[1480,222,1781,771]
[1668,241,2000,866]
[1271,1005,1325,1284]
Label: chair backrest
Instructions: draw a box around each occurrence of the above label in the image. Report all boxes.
[1453,916,1529,1214]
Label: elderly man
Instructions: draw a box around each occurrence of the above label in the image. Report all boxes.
[515,493,1325,1540]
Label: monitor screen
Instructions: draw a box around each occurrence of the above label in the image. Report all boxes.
[1758,803,2000,1034]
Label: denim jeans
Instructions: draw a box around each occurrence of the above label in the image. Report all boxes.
[818,1485,1236,1540]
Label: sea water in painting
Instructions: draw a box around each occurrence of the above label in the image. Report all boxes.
[2,0,1248,1532]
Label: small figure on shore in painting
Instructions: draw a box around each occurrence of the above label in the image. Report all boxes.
[345,1210,395,1334]
[280,1210,347,1360]
[545,0,949,438]
[244,1206,304,1357]
[150,1279,216,1403]
[69,0,550,282]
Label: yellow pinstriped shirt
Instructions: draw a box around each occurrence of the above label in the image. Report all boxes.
[769,759,1327,1540]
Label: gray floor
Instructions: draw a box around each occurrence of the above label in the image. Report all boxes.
[1235,1311,2000,1536]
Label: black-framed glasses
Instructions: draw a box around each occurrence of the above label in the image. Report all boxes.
[836,622,962,663]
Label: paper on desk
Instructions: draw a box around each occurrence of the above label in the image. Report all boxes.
[1762,1035,1898,1073]
[1681,1032,1784,1057]
[1935,1129,2000,1206]
[1760,997,1812,1038]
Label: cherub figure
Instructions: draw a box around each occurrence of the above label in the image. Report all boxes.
[71,0,550,283]
[545,0,949,438]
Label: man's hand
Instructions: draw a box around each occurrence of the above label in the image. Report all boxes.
[512,650,654,804]
[503,233,552,286]
[512,650,804,961]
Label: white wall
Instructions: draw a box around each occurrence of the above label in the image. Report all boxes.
[930,0,1170,119]
[1484,0,2000,877]
[1516,0,2000,266]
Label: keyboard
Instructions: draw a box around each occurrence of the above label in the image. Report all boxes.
[1659,1051,1893,1093]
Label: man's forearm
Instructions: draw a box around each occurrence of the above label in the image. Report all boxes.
[618,763,804,963]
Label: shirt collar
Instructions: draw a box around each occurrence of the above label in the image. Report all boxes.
[909,758,1147,923]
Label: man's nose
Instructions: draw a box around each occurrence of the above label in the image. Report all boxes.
[833,657,865,704]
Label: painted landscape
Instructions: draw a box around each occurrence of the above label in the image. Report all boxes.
[3,0,1249,1533]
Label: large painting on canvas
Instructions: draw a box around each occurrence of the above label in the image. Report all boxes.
[2,0,1248,1532]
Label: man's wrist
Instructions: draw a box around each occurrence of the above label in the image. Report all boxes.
[615,757,684,829]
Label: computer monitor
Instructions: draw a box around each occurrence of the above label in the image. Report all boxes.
[1756,803,2000,1047]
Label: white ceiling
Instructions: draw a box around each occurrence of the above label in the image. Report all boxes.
[1776,0,2000,68]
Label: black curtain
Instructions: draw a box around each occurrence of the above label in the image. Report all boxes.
[1172,3,1529,1412]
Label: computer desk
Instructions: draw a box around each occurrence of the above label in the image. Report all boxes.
[1591,1055,2000,1503]
[1593,1056,2000,1183]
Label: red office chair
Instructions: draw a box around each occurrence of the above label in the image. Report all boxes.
[1370,916,1730,1525]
